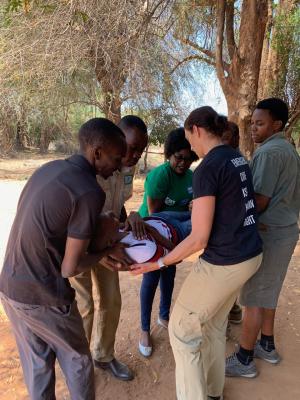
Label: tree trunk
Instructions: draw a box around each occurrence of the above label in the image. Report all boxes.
[14,121,26,151]
[94,53,126,125]
[216,0,268,157]
[102,90,122,124]
[257,0,273,100]
[143,143,150,172]
[259,0,297,99]
[227,94,253,158]
[39,130,50,154]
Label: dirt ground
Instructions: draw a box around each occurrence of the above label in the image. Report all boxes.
[0,154,299,400]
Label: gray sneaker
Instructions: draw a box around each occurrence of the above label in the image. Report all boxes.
[225,353,258,378]
[254,341,281,364]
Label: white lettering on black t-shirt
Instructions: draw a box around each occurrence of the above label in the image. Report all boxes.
[240,171,247,182]
[242,187,248,198]
[192,145,262,265]
[232,156,255,227]
[245,199,255,212]
[231,157,248,167]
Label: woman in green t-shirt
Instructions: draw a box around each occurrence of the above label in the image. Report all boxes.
[138,128,198,357]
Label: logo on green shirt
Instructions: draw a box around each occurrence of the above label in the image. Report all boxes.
[165,197,176,206]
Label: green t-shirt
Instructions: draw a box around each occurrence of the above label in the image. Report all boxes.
[139,162,193,217]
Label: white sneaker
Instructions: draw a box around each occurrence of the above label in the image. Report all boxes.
[138,341,152,357]
[157,316,168,329]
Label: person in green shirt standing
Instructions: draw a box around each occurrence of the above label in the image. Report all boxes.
[138,128,198,356]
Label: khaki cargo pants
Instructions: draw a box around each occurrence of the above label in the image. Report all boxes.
[169,254,262,400]
[70,264,121,362]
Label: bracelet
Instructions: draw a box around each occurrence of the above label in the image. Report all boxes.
[157,257,168,270]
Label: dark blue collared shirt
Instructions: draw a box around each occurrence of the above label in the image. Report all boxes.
[0,154,105,305]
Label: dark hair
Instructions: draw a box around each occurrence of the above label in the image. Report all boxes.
[119,115,148,136]
[221,121,240,149]
[78,118,125,152]
[164,128,198,161]
[227,121,239,138]
[184,106,229,137]
[256,98,289,129]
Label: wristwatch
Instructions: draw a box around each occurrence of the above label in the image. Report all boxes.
[157,257,168,270]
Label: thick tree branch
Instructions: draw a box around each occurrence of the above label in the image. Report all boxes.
[174,35,230,72]
[170,55,216,74]
[177,36,215,61]
[216,0,227,89]
[225,0,236,61]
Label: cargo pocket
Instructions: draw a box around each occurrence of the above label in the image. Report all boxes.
[170,303,202,354]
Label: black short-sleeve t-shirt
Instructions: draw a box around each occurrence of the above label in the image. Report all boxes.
[0,155,105,306]
[193,145,262,265]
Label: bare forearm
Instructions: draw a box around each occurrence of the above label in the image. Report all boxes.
[145,225,175,250]
[255,193,270,213]
[163,234,207,266]
[63,251,107,278]
[147,197,164,214]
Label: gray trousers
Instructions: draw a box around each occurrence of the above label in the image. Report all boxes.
[1,294,94,400]
[240,223,299,308]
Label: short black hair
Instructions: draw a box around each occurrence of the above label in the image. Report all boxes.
[164,128,198,161]
[227,121,239,138]
[78,118,125,152]
[222,121,240,149]
[184,106,228,138]
[119,115,148,136]
[256,98,289,129]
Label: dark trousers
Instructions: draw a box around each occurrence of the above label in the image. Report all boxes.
[1,294,94,400]
[140,266,176,331]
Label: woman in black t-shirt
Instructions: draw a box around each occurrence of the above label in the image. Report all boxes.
[131,106,262,400]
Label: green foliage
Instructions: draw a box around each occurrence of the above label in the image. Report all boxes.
[126,107,179,146]
[5,0,24,13]
[68,104,104,133]
[291,119,300,144]
[149,111,179,146]
[269,5,300,100]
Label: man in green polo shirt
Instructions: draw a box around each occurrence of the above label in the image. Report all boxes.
[226,98,300,378]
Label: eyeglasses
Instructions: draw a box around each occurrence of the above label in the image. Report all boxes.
[173,153,193,163]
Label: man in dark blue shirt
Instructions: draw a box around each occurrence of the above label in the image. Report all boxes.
[0,118,129,400]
